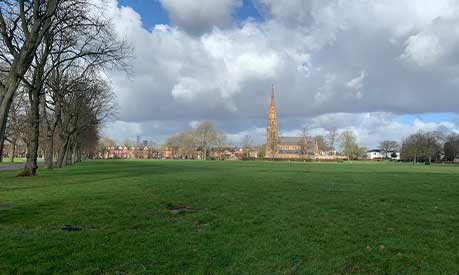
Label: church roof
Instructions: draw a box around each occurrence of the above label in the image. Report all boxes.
[278,136,303,145]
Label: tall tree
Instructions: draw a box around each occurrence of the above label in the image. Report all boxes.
[35,0,129,172]
[54,73,115,168]
[401,131,442,163]
[193,121,221,160]
[0,0,60,162]
[314,135,327,153]
[339,130,366,160]
[444,133,459,161]
[176,131,195,159]
[326,127,338,153]
[241,135,254,158]
[297,127,308,158]
[4,91,28,162]
[378,140,399,159]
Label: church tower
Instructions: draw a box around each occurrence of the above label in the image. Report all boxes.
[266,85,278,158]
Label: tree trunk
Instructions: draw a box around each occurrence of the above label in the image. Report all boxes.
[43,99,60,169]
[65,139,73,166]
[0,88,16,163]
[0,1,58,168]
[56,136,69,168]
[24,89,40,176]
[10,138,17,163]
[71,142,78,164]
[76,146,82,163]
[44,132,54,168]
[0,36,43,158]
[0,136,3,163]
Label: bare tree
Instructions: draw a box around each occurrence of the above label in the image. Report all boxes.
[97,136,116,158]
[241,135,254,158]
[326,127,338,153]
[444,133,459,162]
[339,130,366,160]
[297,127,308,159]
[54,73,115,168]
[257,144,266,159]
[314,135,326,153]
[0,0,60,162]
[193,121,221,160]
[4,91,28,162]
[214,132,227,160]
[34,0,129,171]
[163,134,180,159]
[401,131,442,163]
[176,131,195,159]
[378,140,399,159]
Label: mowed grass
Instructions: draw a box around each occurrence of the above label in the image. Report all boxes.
[0,158,44,165]
[0,160,458,274]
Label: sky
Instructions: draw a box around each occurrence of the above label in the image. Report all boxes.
[100,0,459,148]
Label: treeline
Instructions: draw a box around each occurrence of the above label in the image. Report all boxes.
[401,132,459,163]
[163,121,226,160]
[0,0,128,175]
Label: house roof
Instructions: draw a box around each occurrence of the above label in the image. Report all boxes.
[278,136,303,145]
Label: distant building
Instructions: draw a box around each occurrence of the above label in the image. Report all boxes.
[266,85,344,160]
[367,149,400,160]
[100,146,159,159]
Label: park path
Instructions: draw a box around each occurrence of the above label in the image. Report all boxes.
[0,162,46,172]
[0,163,25,172]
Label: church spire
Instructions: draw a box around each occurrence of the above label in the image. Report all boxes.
[266,84,278,158]
[269,84,277,120]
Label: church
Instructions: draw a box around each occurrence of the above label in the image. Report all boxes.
[265,86,344,160]
[266,86,310,159]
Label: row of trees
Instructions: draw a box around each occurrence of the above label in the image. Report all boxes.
[163,121,226,159]
[401,132,459,163]
[0,0,128,175]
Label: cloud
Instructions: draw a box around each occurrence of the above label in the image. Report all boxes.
[97,0,459,147]
[346,71,365,99]
[160,0,242,34]
[400,16,459,68]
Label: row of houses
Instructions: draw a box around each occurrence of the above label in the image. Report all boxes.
[98,146,259,160]
[98,145,354,161]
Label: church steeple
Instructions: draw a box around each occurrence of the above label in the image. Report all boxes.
[266,85,279,158]
[269,85,276,119]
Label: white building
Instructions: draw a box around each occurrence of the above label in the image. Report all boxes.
[367,149,400,160]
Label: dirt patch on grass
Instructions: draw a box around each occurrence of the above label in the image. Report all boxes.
[62,225,82,232]
[167,204,195,214]
[0,203,15,210]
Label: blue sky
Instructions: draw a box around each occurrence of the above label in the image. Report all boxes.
[398,113,457,124]
[118,0,262,30]
[118,0,169,29]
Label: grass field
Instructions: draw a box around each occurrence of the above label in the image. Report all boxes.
[0,158,26,165]
[0,160,458,274]
[0,158,44,165]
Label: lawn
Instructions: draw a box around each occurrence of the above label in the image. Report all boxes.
[0,158,26,165]
[0,158,44,165]
[0,160,458,274]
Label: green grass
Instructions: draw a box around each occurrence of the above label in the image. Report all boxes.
[0,158,44,165]
[0,160,458,274]
[0,158,26,165]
